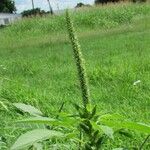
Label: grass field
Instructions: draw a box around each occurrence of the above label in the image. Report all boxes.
[0,3,150,149]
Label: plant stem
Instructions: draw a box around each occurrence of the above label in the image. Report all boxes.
[66,10,90,109]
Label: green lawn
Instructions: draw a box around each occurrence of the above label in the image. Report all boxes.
[0,3,150,149]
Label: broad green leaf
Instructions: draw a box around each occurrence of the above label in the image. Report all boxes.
[10,129,64,150]
[91,121,114,139]
[65,132,78,139]
[118,129,133,138]
[101,119,150,134]
[13,103,43,116]
[100,114,125,121]
[100,125,114,139]
[122,122,150,134]
[32,143,43,150]
[16,117,56,124]
[15,122,45,130]
[55,113,80,129]
[16,116,77,129]
[59,116,79,127]
[113,148,124,150]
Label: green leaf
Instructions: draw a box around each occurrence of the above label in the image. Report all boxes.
[16,116,77,130]
[123,122,150,134]
[65,132,78,139]
[32,143,43,150]
[15,122,45,130]
[91,121,114,139]
[100,118,150,134]
[16,117,56,124]
[113,148,124,150]
[100,114,125,121]
[13,103,43,116]
[100,125,114,139]
[118,129,133,138]
[10,129,64,150]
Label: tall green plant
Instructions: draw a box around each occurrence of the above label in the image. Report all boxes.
[66,10,90,109]
[66,10,102,149]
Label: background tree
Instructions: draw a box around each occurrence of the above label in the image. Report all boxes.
[95,0,119,4]
[95,0,146,4]
[0,0,16,13]
[21,8,47,17]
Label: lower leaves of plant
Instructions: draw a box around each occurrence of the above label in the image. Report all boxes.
[11,102,150,149]
[99,114,150,134]
[13,103,43,116]
[10,129,64,150]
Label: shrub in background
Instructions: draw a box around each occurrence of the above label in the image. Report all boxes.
[21,8,48,17]
[0,0,16,13]
[95,0,147,4]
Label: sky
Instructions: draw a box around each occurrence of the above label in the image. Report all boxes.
[15,0,95,13]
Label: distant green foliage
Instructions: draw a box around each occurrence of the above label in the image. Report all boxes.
[0,0,16,13]
[75,2,91,8]
[2,3,150,37]
[21,8,47,17]
[95,0,147,4]
[95,0,119,4]
[132,0,147,2]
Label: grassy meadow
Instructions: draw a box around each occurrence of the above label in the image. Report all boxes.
[0,3,150,149]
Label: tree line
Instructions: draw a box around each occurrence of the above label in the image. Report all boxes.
[0,0,147,15]
[0,0,16,13]
[0,0,53,15]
